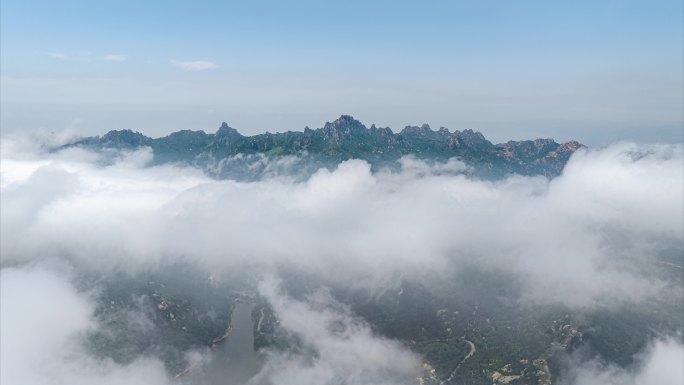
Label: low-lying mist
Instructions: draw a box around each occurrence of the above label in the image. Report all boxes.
[1,133,682,385]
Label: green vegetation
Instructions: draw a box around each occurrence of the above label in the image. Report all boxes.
[80,263,236,373]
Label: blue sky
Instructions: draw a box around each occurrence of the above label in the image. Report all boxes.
[1,0,682,144]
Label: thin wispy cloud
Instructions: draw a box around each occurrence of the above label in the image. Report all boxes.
[45,52,68,60]
[103,54,127,62]
[43,52,128,63]
[171,60,218,71]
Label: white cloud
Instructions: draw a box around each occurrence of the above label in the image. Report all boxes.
[45,52,68,60]
[559,338,684,385]
[103,54,127,62]
[0,140,682,307]
[250,277,421,385]
[42,52,127,63]
[171,59,218,71]
[0,264,172,385]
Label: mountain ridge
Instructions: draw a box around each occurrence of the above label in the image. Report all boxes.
[64,115,584,179]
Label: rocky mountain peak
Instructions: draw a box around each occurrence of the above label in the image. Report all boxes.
[459,129,485,140]
[101,129,149,147]
[456,129,490,148]
[216,122,242,137]
[324,115,367,133]
[321,115,368,144]
[559,140,583,151]
[400,124,433,136]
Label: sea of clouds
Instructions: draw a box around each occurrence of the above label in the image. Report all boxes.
[1,133,682,384]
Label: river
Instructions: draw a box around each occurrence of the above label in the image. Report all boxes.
[183,301,262,384]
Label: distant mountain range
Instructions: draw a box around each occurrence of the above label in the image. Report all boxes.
[63,115,583,179]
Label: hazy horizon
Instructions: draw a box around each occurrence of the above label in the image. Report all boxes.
[3,111,682,148]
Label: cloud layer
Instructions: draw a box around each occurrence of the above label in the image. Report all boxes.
[1,138,682,307]
[1,134,682,384]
